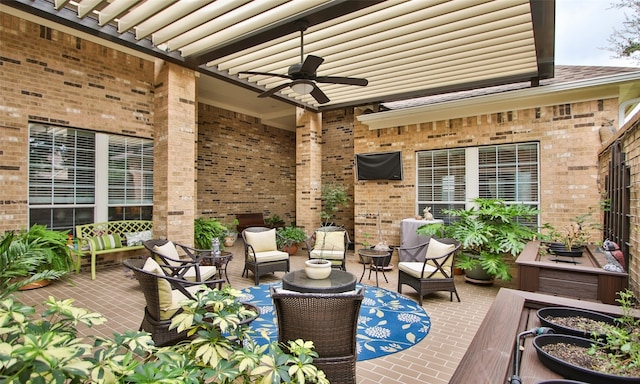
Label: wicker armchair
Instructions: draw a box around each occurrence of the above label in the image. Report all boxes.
[397,238,462,305]
[270,286,364,384]
[303,226,350,270]
[123,258,224,346]
[241,227,290,285]
[143,238,217,282]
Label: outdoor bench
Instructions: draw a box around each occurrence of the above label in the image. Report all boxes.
[236,213,265,234]
[75,220,153,280]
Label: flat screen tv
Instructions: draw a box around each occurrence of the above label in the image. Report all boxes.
[356,151,403,180]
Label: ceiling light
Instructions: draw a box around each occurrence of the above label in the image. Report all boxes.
[291,82,314,95]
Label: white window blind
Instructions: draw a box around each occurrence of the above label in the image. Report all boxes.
[417,142,539,224]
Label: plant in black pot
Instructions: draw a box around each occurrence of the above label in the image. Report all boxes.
[276,225,307,255]
[533,289,640,382]
[416,198,539,283]
[541,210,600,257]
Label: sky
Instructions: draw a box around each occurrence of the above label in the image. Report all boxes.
[555,0,638,67]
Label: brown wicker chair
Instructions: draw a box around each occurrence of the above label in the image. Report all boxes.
[303,226,350,270]
[241,227,290,285]
[397,238,462,305]
[143,238,217,282]
[270,286,364,384]
[123,258,224,347]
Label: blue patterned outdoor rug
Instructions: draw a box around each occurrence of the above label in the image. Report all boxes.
[240,283,431,361]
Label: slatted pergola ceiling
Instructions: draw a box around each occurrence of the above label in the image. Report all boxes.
[5,0,554,111]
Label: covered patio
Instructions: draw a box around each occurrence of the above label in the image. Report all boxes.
[16,243,510,384]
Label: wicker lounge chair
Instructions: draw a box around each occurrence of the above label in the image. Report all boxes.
[143,238,217,282]
[241,227,290,285]
[303,226,350,270]
[271,286,364,384]
[123,258,224,346]
[397,238,462,304]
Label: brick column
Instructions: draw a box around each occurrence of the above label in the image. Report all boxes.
[296,107,323,233]
[153,60,197,245]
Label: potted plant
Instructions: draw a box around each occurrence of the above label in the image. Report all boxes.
[0,231,71,297]
[277,225,307,255]
[0,283,330,384]
[194,217,228,250]
[264,214,285,229]
[320,183,350,226]
[417,198,539,283]
[1,224,76,292]
[541,209,601,257]
[223,218,240,247]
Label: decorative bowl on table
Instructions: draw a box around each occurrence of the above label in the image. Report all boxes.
[304,259,332,279]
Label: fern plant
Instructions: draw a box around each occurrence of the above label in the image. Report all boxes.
[194,217,228,249]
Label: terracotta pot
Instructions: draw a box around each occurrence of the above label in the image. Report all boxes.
[283,243,299,256]
[18,278,51,291]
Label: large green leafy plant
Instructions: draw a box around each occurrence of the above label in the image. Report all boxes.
[0,284,329,383]
[417,198,539,280]
[194,217,228,249]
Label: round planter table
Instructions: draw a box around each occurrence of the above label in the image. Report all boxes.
[281,269,356,293]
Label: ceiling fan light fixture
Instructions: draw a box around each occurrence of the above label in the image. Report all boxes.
[291,82,314,95]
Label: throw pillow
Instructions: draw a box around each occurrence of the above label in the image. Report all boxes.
[125,232,143,246]
[315,231,345,251]
[89,234,122,251]
[245,229,277,253]
[153,241,181,266]
[142,257,172,310]
[124,230,153,246]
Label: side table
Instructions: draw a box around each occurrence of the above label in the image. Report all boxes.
[200,251,233,283]
[358,249,392,286]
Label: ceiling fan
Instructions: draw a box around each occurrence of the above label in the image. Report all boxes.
[238,22,368,104]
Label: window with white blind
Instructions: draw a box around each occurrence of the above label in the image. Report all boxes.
[28,123,153,232]
[107,136,154,220]
[417,142,540,225]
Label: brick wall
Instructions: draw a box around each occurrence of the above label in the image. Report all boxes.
[0,13,155,233]
[353,99,615,252]
[196,104,297,228]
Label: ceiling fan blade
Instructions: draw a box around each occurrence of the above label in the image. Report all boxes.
[299,55,324,74]
[258,82,292,98]
[315,76,368,86]
[239,71,291,80]
[310,85,330,104]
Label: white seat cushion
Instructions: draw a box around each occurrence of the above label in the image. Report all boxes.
[181,265,217,282]
[398,262,448,279]
[254,250,289,262]
[161,284,204,320]
[245,229,278,252]
[310,249,344,260]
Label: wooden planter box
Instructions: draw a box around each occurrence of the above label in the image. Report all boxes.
[516,241,628,305]
[450,289,636,383]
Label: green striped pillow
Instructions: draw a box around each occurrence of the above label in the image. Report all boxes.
[89,234,122,251]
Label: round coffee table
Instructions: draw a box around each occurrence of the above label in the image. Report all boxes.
[281,269,357,293]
